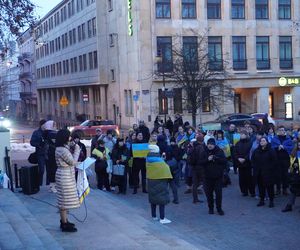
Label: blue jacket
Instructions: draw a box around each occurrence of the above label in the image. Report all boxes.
[271,135,293,155]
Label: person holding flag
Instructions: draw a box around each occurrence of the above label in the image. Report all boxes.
[131,132,149,194]
[225,124,240,174]
[146,144,173,224]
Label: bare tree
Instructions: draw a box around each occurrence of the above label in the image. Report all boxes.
[155,31,233,127]
[0,0,36,59]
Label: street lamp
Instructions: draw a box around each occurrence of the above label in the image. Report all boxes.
[156,49,167,124]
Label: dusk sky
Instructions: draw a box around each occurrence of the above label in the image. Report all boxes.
[32,0,62,19]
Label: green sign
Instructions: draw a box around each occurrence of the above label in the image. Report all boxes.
[279,77,300,87]
[128,0,133,36]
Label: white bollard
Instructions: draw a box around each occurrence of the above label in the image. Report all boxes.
[0,127,10,173]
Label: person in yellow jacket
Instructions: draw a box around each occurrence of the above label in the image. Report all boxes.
[282,141,300,212]
[92,139,111,191]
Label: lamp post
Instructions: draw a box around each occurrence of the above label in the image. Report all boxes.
[156,49,167,124]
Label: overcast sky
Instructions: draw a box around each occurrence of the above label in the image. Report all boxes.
[32,0,62,19]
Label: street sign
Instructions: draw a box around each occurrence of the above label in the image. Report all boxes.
[59,96,69,106]
[133,95,139,102]
[83,94,89,102]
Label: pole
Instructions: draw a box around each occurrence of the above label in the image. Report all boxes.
[163,70,166,124]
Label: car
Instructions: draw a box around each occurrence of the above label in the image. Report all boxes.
[69,120,120,138]
[251,113,276,127]
[0,116,11,129]
[202,113,262,131]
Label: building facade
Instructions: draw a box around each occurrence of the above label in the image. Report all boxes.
[17,28,38,122]
[35,0,107,126]
[98,0,300,128]
[36,0,300,128]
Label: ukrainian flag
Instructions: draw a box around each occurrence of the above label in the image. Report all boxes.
[177,134,187,146]
[233,133,240,146]
[132,143,149,158]
[146,156,173,180]
[216,138,231,158]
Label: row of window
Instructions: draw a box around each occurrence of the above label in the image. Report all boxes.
[36,18,96,60]
[36,51,98,79]
[36,0,95,38]
[156,0,291,20]
[157,35,294,72]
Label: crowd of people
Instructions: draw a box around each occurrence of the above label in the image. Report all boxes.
[30,115,300,232]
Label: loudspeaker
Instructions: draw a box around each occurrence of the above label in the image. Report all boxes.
[21,165,40,195]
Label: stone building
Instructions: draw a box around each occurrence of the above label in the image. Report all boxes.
[36,0,300,128]
[17,28,38,122]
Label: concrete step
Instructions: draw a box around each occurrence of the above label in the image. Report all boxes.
[0,189,63,250]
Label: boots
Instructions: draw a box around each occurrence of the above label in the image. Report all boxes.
[61,221,77,232]
[60,220,75,229]
[282,204,292,212]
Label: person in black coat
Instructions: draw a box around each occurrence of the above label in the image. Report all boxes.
[189,135,206,204]
[173,114,183,136]
[131,131,147,194]
[252,137,278,208]
[111,138,129,194]
[30,119,47,186]
[138,120,150,143]
[234,130,255,197]
[282,141,300,212]
[203,138,227,215]
[165,116,174,136]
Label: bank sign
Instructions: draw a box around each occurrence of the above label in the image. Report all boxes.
[128,0,133,36]
[278,77,300,87]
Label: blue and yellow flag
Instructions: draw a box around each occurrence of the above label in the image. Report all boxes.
[176,134,187,146]
[216,138,231,158]
[233,133,240,146]
[290,151,300,172]
[146,156,173,180]
[132,143,149,158]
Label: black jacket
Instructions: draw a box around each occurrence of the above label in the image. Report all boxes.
[203,146,227,179]
[251,145,278,185]
[30,128,47,157]
[111,145,129,166]
[234,138,252,169]
[189,142,207,171]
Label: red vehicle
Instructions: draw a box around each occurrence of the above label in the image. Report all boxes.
[70,120,119,138]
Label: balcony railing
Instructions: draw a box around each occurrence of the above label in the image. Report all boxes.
[233,59,247,70]
[280,59,293,69]
[256,59,270,70]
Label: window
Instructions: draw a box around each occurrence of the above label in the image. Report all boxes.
[183,36,198,71]
[111,69,115,81]
[78,25,82,41]
[256,0,269,19]
[92,17,97,36]
[232,36,247,70]
[156,0,171,19]
[108,0,113,11]
[72,28,76,43]
[62,34,65,49]
[57,62,62,75]
[278,0,291,19]
[51,64,56,77]
[158,89,168,115]
[93,51,98,69]
[88,20,92,38]
[279,36,292,69]
[83,54,87,70]
[182,0,196,19]
[81,23,86,40]
[70,58,74,73]
[157,36,173,72]
[89,52,93,69]
[207,0,221,19]
[79,55,83,71]
[208,36,223,70]
[58,37,61,50]
[69,31,73,45]
[202,87,211,112]
[173,88,183,113]
[232,0,245,19]
[256,36,270,69]
[77,0,84,12]
[74,57,78,72]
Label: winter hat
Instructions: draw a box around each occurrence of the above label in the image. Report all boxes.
[39,119,46,127]
[207,138,216,145]
[117,138,124,144]
[149,144,160,153]
[44,120,55,130]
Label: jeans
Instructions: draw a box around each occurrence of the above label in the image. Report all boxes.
[151,204,165,220]
[192,168,204,202]
[37,156,46,186]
